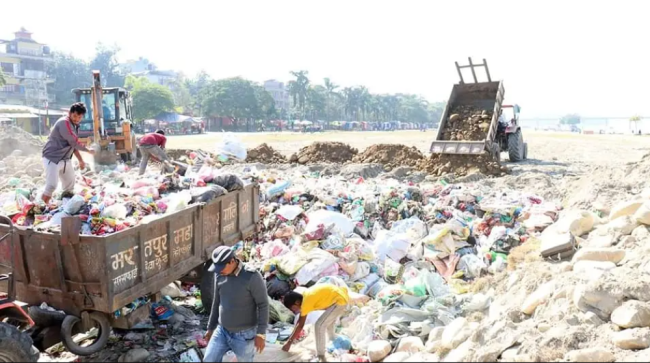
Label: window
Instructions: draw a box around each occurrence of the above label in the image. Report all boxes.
[1,62,13,74]
[77,92,119,134]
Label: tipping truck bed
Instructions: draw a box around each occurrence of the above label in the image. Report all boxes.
[0,183,259,316]
[430,58,505,155]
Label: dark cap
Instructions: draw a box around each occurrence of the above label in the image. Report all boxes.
[207,246,235,274]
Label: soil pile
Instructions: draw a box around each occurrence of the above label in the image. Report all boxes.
[289,142,358,164]
[418,152,506,177]
[246,143,287,163]
[352,144,424,170]
[441,105,492,141]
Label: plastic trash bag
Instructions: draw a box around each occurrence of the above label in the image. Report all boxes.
[64,195,85,215]
[267,278,292,301]
[458,254,487,279]
[391,218,428,239]
[261,239,290,260]
[212,173,245,192]
[321,232,347,251]
[276,205,304,220]
[165,191,192,214]
[269,298,295,323]
[215,133,247,161]
[306,210,355,235]
[350,262,371,282]
[375,231,411,263]
[190,185,227,204]
[376,285,406,305]
[102,204,127,219]
[295,249,338,285]
[316,276,347,288]
[345,238,375,261]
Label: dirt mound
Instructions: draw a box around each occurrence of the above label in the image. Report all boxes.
[289,142,358,164]
[0,126,43,160]
[418,153,506,177]
[441,105,492,141]
[246,143,287,163]
[352,144,424,170]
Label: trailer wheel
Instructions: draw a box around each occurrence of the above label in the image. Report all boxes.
[508,129,525,162]
[0,322,39,362]
[61,312,110,356]
[200,261,215,312]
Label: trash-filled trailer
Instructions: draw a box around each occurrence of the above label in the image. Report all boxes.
[0,183,259,356]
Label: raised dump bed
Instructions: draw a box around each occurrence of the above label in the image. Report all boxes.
[0,183,259,355]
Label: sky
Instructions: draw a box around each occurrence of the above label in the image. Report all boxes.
[2,0,648,118]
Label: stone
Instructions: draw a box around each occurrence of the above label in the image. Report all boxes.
[383,352,411,362]
[581,311,605,326]
[618,235,638,249]
[634,201,650,225]
[612,328,650,350]
[118,348,150,363]
[500,346,520,361]
[573,260,617,275]
[521,281,555,315]
[367,340,392,362]
[396,336,425,354]
[564,348,615,362]
[427,327,445,343]
[632,225,650,239]
[443,340,476,363]
[609,200,644,220]
[611,301,650,329]
[404,353,440,362]
[573,284,624,320]
[441,317,472,349]
[585,233,617,248]
[537,322,551,333]
[572,248,626,264]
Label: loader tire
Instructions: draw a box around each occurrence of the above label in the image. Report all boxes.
[508,129,524,162]
[0,322,39,362]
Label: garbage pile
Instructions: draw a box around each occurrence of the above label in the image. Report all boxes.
[0,159,246,236]
[441,106,492,141]
[0,125,43,159]
[289,142,358,164]
[230,170,564,361]
[246,143,287,164]
[352,144,424,171]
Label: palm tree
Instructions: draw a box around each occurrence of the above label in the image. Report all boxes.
[323,77,338,124]
[288,70,310,119]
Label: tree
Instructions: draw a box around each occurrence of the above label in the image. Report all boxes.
[127,75,175,121]
[0,68,6,87]
[89,43,125,87]
[186,70,212,116]
[168,74,192,114]
[288,70,310,118]
[254,85,277,121]
[306,85,327,121]
[560,113,581,125]
[202,77,259,130]
[47,52,89,106]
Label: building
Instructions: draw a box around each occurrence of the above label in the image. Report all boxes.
[0,28,55,107]
[119,57,155,74]
[0,104,66,135]
[131,69,177,87]
[263,79,290,111]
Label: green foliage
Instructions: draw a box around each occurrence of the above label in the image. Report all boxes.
[202,77,259,123]
[47,52,90,106]
[0,69,6,87]
[89,43,125,87]
[560,113,581,125]
[128,76,175,121]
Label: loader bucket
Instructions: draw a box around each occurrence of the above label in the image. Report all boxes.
[91,141,118,167]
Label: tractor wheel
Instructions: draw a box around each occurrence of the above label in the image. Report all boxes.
[0,322,39,362]
[200,261,215,312]
[508,129,525,162]
[61,312,110,356]
[523,142,528,160]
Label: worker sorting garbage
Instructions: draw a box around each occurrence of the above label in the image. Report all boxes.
[137,129,175,175]
[41,102,95,204]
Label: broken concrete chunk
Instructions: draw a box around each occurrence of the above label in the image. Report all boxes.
[572,260,617,274]
[593,216,639,237]
[441,317,471,350]
[634,200,650,225]
[367,340,392,362]
[612,328,650,350]
[611,301,650,329]
[564,348,615,362]
[396,336,425,354]
[521,281,555,315]
[609,200,644,220]
[427,327,445,343]
[572,248,626,264]
[573,284,624,320]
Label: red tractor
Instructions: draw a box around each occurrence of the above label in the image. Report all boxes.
[0,216,39,362]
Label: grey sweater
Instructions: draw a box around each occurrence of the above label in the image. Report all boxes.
[42,116,89,164]
[207,261,269,335]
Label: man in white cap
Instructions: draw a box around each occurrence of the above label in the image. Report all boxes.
[203,246,269,362]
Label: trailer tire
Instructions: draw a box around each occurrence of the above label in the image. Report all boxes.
[508,129,524,162]
[28,306,65,327]
[200,261,215,313]
[0,322,39,362]
[61,312,110,356]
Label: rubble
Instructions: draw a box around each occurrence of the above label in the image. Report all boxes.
[352,144,424,171]
[246,143,287,164]
[289,142,358,164]
[418,153,506,177]
[441,106,492,142]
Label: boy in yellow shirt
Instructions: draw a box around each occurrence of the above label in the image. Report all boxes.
[282,284,350,361]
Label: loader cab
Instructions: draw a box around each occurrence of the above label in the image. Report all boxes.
[72,87,133,138]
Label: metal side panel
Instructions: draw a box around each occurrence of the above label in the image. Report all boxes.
[430,141,486,155]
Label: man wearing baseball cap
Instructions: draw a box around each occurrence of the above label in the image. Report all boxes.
[203,246,269,362]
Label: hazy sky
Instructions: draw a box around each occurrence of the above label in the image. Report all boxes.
[2,0,647,118]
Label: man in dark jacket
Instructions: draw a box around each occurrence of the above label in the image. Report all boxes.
[203,246,269,362]
[41,103,95,204]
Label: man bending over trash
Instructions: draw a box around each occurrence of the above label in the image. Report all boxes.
[203,246,269,362]
[282,284,350,362]
[41,102,95,204]
[137,129,174,175]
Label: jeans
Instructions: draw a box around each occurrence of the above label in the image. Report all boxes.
[138,144,170,175]
[204,326,256,362]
